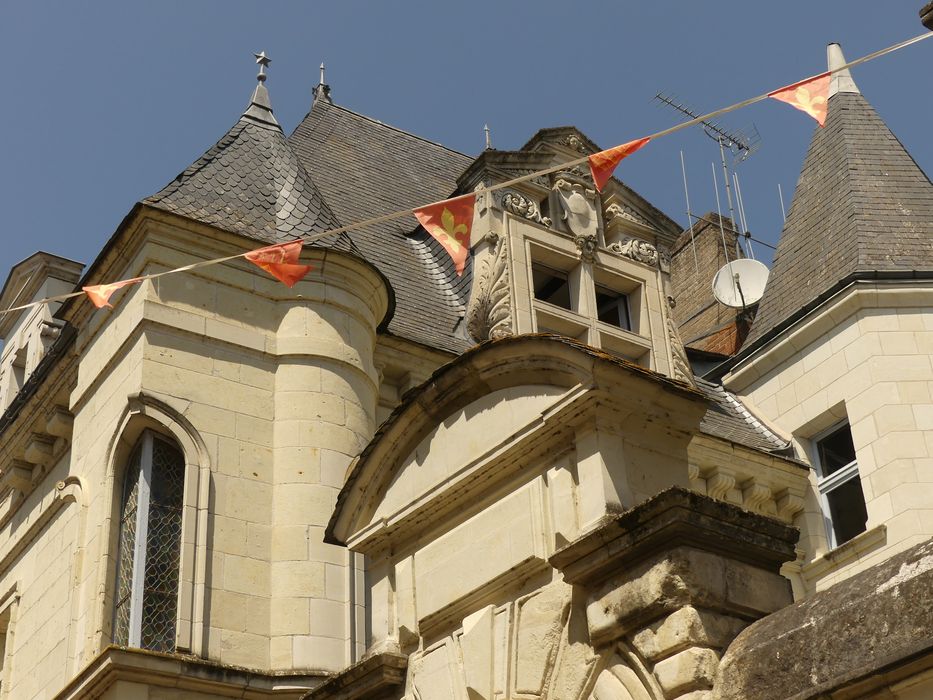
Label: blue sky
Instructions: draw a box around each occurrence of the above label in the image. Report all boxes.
[1,1,930,280]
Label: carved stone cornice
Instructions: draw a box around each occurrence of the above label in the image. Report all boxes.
[466,236,513,342]
[604,202,652,230]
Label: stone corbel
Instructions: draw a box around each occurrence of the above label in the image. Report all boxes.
[775,489,806,523]
[45,407,73,440]
[0,460,35,495]
[573,233,598,263]
[742,481,773,513]
[705,467,736,501]
[24,433,56,470]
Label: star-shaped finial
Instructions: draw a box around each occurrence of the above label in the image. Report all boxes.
[254,51,271,82]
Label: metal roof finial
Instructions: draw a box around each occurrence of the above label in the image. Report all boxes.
[319,62,326,86]
[484,123,492,150]
[254,51,271,83]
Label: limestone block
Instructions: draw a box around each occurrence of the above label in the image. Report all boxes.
[223,555,269,597]
[512,585,568,697]
[395,557,417,644]
[293,634,346,672]
[271,560,325,598]
[653,647,719,696]
[458,606,494,700]
[631,607,745,662]
[270,597,310,636]
[410,642,460,700]
[310,598,347,638]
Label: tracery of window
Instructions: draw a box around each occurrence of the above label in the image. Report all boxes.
[113,431,185,652]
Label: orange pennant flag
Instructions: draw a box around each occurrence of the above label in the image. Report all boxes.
[245,240,312,287]
[83,278,142,309]
[768,73,831,127]
[413,194,476,276]
[588,137,651,192]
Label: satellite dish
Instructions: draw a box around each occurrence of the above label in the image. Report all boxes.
[712,259,770,308]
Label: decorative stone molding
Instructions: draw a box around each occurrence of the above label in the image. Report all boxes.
[560,133,592,154]
[500,191,552,227]
[608,236,660,267]
[573,233,598,263]
[550,487,798,700]
[604,202,653,229]
[466,235,513,342]
[705,468,736,501]
[742,482,773,513]
[776,489,805,522]
[554,178,599,240]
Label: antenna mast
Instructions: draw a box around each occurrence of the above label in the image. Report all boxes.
[655,93,761,256]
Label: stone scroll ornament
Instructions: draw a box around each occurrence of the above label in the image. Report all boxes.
[414,194,476,276]
[587,137,651,192]
[466,233,513,342]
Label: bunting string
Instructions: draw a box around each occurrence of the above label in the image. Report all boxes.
[3,31,931,318]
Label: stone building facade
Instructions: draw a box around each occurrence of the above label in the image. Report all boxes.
[0,40,929,700]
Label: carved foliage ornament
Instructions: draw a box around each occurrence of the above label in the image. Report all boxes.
[608,237,659,267]
[466,234,513,342]
[500,192,552,227]
[560,133,592,154]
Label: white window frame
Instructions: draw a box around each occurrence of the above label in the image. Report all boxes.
[811,420,864,549]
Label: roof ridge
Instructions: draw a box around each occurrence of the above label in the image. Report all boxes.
[310,100,472,159]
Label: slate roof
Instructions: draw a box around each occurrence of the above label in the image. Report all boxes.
[288,96,476,353]
[145,83,348,250]
[745,88,933,346]
[694,377,791,454]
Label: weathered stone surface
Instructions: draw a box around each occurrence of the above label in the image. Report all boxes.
[654,647,719,696]
[303,652,407,700]
[714,538,933,700]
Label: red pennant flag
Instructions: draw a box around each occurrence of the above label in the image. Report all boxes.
[768,73,831,127]
[245,241,312,287]
[588,137,651,192]
[83,278,142,309]
[413,194,476,276]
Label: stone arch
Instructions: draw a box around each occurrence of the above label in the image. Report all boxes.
[96,391,211,656]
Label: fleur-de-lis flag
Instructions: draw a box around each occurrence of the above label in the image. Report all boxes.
[588,137,651,192]
[413,194,476,276]
[245,240,313,287]
[768,73,831,126]
[83,278,143,308]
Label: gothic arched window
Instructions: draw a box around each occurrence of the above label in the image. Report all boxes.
[113,430,185,652]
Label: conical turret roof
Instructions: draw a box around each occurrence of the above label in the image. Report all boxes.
[145,67,341,244]
[745,43,933,347]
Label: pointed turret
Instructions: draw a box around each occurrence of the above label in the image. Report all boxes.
[744,43,933,347]
[145,52,340,243]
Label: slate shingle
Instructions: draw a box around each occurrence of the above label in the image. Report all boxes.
[288,98,476,354]
[145,86,352,252]
[746,91,933,345]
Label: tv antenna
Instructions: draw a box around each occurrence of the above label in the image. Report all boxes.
[655,93,761,257]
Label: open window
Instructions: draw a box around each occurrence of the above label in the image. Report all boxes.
[595,285,631,332]
[532,264,572,311]
[113,430,185,652]
[813,422,868,547]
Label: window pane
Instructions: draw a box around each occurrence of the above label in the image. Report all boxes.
[142,437,185,652]
[532,265,572,310]
[827,476,868,545]
[113,444,142,646]
[817,424,857,476]
[595,286,631,331]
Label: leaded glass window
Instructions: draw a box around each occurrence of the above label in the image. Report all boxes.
[113,431,185,652]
